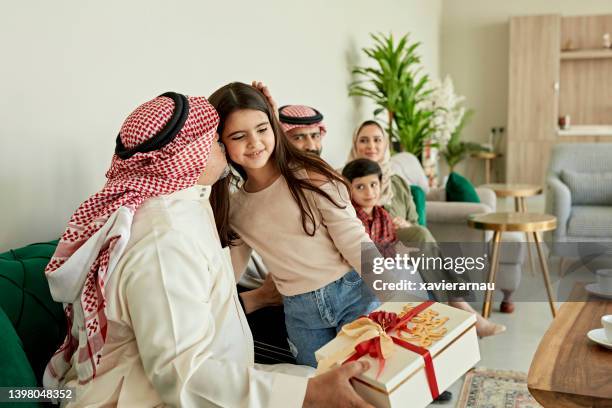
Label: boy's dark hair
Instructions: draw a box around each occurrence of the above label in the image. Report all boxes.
[342,158,383,182]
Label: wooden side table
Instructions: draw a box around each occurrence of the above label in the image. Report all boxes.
[470,151,502,184]
[481,183,544,275]
[528,283,612,407]
[467,212,557,318]
[481,183,543,212]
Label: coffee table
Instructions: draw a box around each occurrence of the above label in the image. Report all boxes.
[467,212,557,318]
[528,283,612,407]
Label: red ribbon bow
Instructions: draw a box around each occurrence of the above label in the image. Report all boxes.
[344,301,440,399]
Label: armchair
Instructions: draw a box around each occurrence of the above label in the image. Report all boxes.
[546,143,612,258]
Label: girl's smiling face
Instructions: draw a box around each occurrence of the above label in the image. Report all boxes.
[221,109,275,171]
[355,124,386,163]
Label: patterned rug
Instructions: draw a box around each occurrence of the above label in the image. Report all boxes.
[456,368,542,408]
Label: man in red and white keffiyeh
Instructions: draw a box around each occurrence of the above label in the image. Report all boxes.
[44,92,220,387]
[278,105,326,156]
[42,90,375,408]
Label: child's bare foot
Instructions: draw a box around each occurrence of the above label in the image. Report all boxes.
[448,300,506,338]
[476,318,506,338]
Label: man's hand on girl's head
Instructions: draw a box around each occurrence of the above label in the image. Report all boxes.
[251,80,279,118]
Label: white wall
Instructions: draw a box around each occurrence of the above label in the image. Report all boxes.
[0,0,441,250]
[440,0,612,183]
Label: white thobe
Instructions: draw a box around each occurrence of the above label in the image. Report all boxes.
[59,185,310,407]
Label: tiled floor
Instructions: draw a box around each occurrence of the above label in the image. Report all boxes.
[427,193,601,407]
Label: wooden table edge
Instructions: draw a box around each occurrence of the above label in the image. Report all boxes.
[527,386,612,408]
[470,152,500,159]
[485,188,543,198]
[494,189,542,198]
[466,219,557,232]
[527,283,612,407]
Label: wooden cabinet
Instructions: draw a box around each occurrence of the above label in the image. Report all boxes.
[506,15,560,185]
[505,14,612,185]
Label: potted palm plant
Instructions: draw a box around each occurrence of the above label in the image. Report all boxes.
[441,109,486,173]
[349,32,438,157]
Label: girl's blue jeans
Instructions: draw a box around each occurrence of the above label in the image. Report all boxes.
[282,270,380,367]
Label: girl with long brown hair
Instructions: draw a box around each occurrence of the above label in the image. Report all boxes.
[209,82,379,367]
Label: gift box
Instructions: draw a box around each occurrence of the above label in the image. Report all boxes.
[315,301,480,408]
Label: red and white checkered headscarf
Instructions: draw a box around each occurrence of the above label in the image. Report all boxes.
[43,94,219,386]
[279,105,327,136]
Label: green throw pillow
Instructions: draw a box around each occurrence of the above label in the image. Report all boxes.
[409,185,427,226]
[0,307,42,407]
[0,240,65,385]
[446,172,480,203]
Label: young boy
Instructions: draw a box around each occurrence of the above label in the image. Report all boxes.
[343,159,455,403]
[342,158,398,257]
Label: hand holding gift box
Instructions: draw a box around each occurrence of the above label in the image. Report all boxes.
[315,301,480,408]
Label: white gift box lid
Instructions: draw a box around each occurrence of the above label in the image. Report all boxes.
[315,301,477,393]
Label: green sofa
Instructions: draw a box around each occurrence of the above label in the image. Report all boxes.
[0,241,65,407]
